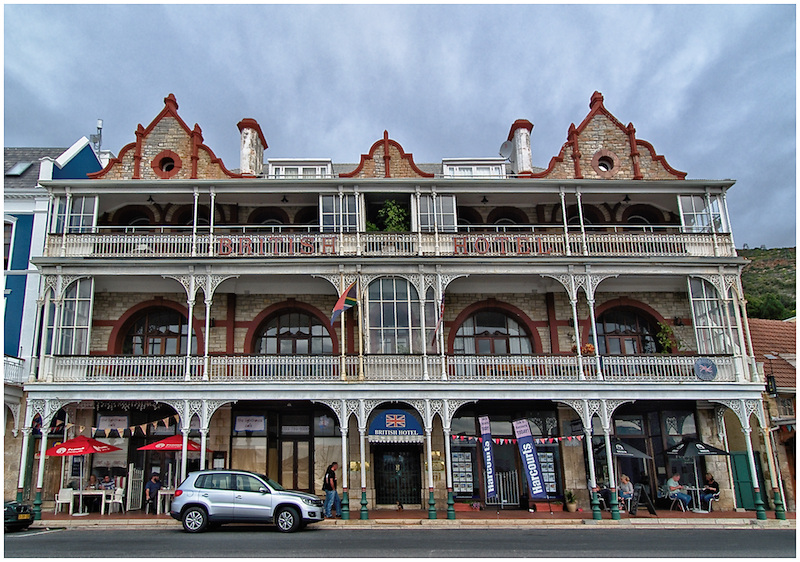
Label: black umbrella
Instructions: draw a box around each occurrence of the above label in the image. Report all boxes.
[595,439,652,459]
[666,438,729,497]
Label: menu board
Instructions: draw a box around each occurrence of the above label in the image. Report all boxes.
[451,451,475,495]
[537,451,557,494]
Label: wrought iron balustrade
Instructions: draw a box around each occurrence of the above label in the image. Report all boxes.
[4,355,26,385]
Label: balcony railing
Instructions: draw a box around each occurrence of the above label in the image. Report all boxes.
[41,354,737,384]
[4,355,26,385]
[45,230,735,259]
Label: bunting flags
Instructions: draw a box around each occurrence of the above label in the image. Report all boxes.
[430,295,445,346]
[450,434,583,444]
[330,281,358,325]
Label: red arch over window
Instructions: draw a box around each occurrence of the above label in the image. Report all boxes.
[108,299,205,354]
[244,300,338,354]
[447,299,542,354]
[582,297,673,353]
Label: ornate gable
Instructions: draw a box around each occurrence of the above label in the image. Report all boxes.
[339,130,434,179]
[533,92,686,180]
[89,94,242,180]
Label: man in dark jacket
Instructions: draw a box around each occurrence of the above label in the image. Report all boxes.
[323,462,341,518]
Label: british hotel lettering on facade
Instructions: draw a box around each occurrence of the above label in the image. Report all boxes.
[12,91,786,521]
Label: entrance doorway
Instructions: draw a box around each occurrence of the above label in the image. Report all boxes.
[281,440,311,491]
[373,445,422,506]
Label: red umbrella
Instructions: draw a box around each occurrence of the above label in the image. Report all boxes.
[46,435,121,456]
[137,434,205,451]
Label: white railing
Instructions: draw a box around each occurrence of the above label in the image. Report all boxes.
[50,355,201,382]
[4,355,26,385]
[599,355,737,382]
[40,354,737,383]
[207,355,341,381]
[44,231,735,259]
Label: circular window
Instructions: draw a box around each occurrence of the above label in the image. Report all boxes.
[591,149,620,178]
[151,150,182,179]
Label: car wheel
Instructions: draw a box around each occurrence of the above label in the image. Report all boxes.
[182,507,208,533]
[275,507,300,533]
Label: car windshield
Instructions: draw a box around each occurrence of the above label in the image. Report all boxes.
[257,474,284,491]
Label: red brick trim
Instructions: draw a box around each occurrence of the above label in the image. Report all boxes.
[243,300,339,354]
[507,119,533,141]
[636,139,687,179]
[339,130,434,178]
[237,118,268,150]
[151,150,183,179]
[590,148,620,179]
[446,298,543,354]
[107,299,205,354]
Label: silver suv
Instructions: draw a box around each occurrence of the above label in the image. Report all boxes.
[169,469,324,533]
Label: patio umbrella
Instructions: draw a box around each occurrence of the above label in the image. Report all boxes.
[666,438,729,503]
[46,436,121,515]
[137,434,204,451]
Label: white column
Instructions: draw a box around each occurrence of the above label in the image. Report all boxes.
[559,189,570,256]
[576,189,588,256]
[17,428,32,494]
[208,189,216,257]
[180,427,190,483]
[199,428,209,470]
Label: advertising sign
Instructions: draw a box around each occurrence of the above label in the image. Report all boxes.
[513,419,548,499]
[478,416,497,498]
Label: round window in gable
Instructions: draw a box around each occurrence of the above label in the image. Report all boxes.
[151,150,182,179]
[590,149,621,178]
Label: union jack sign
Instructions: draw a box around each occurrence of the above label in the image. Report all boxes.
[385,414,406,428]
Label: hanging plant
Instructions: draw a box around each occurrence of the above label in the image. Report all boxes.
[377,200,409,232]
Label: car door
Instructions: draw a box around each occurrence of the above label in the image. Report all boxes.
[195,473,236,519]
[233,474,274,522]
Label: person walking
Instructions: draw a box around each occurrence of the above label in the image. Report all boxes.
[322,462,342,518]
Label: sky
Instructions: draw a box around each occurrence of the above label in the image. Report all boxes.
[4,3,796,248]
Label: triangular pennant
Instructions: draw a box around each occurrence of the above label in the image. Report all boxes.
[173,414,180,424]
[152,421,159,430]
[91,427,97,435]
[577,435,583,441]
[55,419,64,426]
[104,428,111,438]
[78,425,85,434]
[66,423,74,430]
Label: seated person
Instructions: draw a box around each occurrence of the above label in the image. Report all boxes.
[85,474,101,512]
[144,473,162,514]
[99,475,116,491]
[666,473,692,509]
[700,472,720,509]
[619,474,634,502]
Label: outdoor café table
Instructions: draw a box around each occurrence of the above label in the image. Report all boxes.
[685,486,704,512]
[78,489,110,515]
[157,488,175,515]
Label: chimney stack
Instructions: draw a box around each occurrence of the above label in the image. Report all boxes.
[507,119,533,176]
[237,118,268,176]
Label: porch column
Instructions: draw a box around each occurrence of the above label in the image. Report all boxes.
[739,401,767,520]
[358,400,368,519]
[420,276,429,381]
[33,427,49,520]
[424,400,436,519]
[16,427,32,502]
[559,189,570,256]
[760,425,786,519]
[443,426,454,519]
[575,189,588,256]
[568,274,585,380]
[340,422,350,520]
[584,425,602,520]
[199,428,209,470]
[180,427,190,483]
[718,274,742,381]
[601,417,620,520]
[185,291,196,381]
[208,188,215,257]
[191,188,199,257]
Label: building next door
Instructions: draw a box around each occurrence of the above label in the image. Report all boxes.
[374,445,422,506]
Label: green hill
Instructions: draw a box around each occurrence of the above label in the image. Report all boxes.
[738,247,796,320]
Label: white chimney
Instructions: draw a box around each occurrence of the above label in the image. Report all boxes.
[508,119,533,176]
[237,118,267,176]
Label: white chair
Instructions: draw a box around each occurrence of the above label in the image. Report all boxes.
[106,488,125,514]
[669,493,686,512]
[706,491,720,512]
[54,488,74,514]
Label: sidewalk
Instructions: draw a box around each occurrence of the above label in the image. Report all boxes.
[31,507,796,530]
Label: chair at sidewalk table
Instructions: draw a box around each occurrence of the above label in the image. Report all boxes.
[106,488,125,514]
[669,493,686,512]
[54,488,75,514]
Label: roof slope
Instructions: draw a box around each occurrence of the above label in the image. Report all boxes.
[748,317,796,388]
[4,147,64,190]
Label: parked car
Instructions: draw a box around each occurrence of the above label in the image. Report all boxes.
[169,469,324,533]
[4,500,33,532]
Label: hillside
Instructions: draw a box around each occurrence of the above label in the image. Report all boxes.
[738,247,796,320]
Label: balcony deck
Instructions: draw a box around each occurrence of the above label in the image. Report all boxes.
[40,354,740,384]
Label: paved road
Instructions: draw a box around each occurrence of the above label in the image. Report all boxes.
[4,526,796,558]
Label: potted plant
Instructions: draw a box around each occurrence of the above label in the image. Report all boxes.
[564,490,578,512]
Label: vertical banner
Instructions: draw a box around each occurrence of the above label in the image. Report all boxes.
[513,419,548,499]
[478,416,497,498]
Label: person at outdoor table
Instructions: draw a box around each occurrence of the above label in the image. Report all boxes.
[666,473,692,509]
[84,474,101,512]
[619,474,634,501]
[700,472,720,509]
[144,473,162,515]
[99,475,115,491]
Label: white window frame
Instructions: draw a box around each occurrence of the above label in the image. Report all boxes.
[50,195,98,234]
[268,159,332,179]
[688,277,739,355]
[320,194,359,233]
[442,158,506,178]
[366,277,423,354]
[678,194,726,234]
[418,194,457,233]
[58,278,94,355]
[4,216,17,271]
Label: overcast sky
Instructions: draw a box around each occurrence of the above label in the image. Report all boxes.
[4,4,796,248]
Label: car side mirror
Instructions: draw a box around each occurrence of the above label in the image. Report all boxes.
[259,487,269,494]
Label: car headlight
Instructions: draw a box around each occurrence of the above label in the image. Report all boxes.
[302,497,319,506]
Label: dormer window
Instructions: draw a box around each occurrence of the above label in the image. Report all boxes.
[269,159,332,179]
[442,159,505,178]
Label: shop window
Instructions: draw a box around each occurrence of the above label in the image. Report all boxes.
[366,277,423,354]
[253,310,333,355]
[595,307,659,355]
[122,307,196,355]
[452,310,533,355]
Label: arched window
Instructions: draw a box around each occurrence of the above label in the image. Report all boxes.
[595,307,659,355]
[122,307,196,355]
[453,310,533,355]
[253,310,333,355]
[366,277,426,354]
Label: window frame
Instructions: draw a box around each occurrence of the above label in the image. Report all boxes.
[320,194,359,233]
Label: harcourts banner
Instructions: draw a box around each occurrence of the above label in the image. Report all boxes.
[478,416,497,498]
[513,419,548,499]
